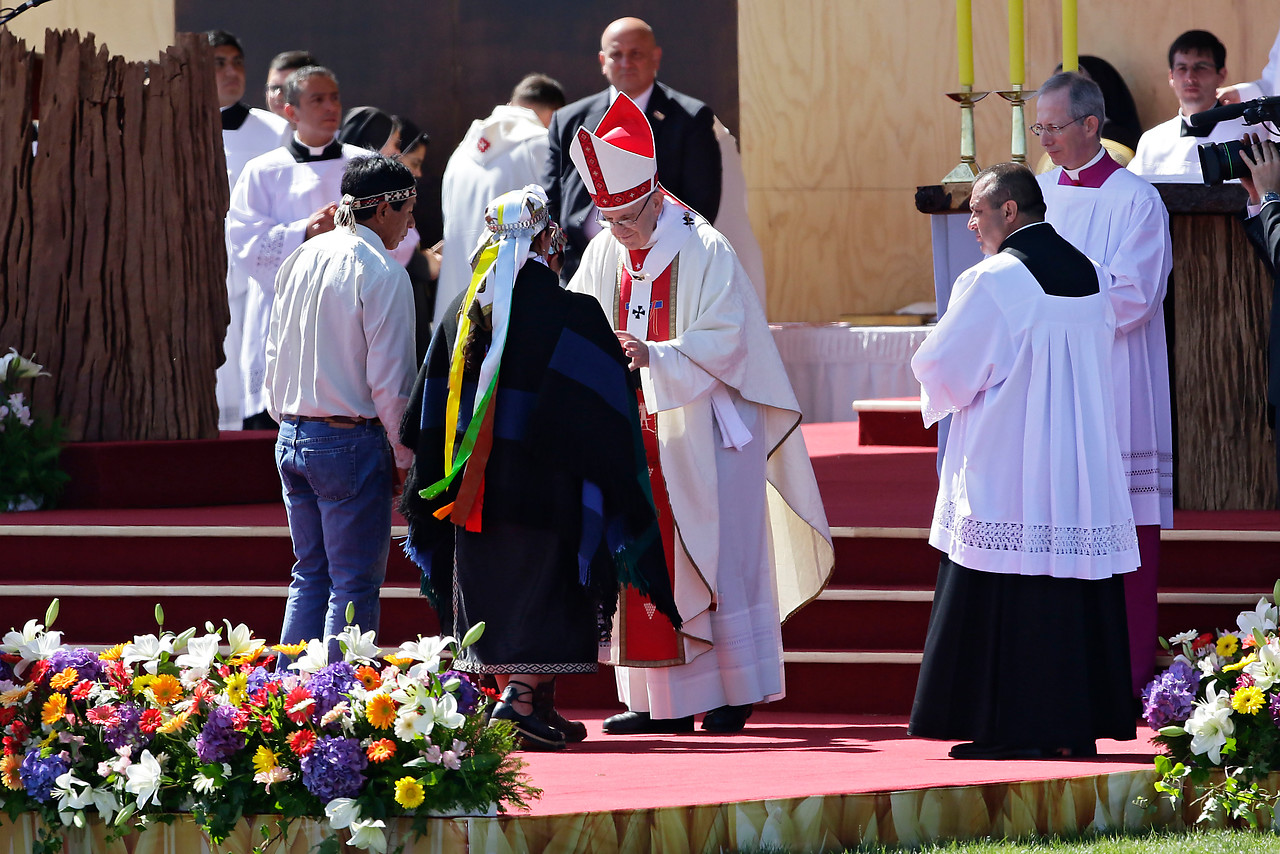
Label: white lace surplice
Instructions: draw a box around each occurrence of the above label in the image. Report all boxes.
[912,253,1139,581]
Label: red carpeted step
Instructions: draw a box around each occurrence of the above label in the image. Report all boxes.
[782,593,932,651]
[851,399,937,448]
[829,537,941,587]
[58,432,280,509]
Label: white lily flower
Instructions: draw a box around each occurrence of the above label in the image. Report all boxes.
[394,709,434,742]
[123,634,174,676]
[289,639,330,675]
[1,619,63,677]
[1238,598,1279,638]
[1186,687,1235,764]
[335,625,381,664]
[223,620,264,660]
[325,797,360,830]
[425,693,466,731]
[396,636,455,678]
[1245,639,1280,691]
[123,750,164,809]
[0,349,47,380]
[349,818,388,853]
[174,634,220,679]
[54,771,91,824]
[88,785,120,824]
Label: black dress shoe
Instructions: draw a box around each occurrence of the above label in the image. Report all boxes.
[701,704,753,733]
[947,741,1041,760]
[602,710,695,735]
[489,685,566,751]
[533,678,587,743]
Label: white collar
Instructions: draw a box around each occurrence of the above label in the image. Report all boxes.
[1061,145,1107,181]
[293,131,338,156]
[610,83,655,115]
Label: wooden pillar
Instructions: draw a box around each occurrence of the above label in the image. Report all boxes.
[0,29,228,441]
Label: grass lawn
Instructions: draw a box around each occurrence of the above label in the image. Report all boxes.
[741,828,1279,853]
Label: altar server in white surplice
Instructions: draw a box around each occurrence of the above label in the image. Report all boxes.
[1035,71,1173,700]
[1129,30,1264,184]
[209,30,289,431]
[566,94,832,736]
[436,74,565,327]
[908,163,1139,761]
[228,66,364,429]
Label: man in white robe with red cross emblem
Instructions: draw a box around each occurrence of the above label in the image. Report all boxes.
[1035,72,1174,700]
[566,94,833,735]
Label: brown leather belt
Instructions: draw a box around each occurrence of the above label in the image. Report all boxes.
[282,414,381,428]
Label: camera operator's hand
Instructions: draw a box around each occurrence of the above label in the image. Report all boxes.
[1241,133,1280,205]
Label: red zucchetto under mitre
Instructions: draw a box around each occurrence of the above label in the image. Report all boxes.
[568,93,657,212]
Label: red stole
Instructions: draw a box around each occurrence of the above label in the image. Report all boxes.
[615,248,683,665]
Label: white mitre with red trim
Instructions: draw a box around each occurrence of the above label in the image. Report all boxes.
[568,93,657,212]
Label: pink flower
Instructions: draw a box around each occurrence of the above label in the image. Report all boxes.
[86,705,119,727]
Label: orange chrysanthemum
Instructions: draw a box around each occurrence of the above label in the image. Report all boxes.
[157,709,192,735]
[355,665,382,691]
[365,693,397,730]
[98,643,126,661]
[382,654,414,668]
[1,754,21,791]
[147,674,184,706]
[41,693,67,725]
[366,738,396,763]
[49,668,79,692]
[228,642,266,667]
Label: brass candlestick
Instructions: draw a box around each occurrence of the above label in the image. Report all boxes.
[996,84,1036,164]
[941,86,989,184]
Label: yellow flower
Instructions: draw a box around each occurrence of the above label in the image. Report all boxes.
[0,682,36,704]
[365,693,397,730]
[229,641,266,666]
[98,643,126,661]
[157,709,192,735]
[41,693,67,725]
[252,745,279,776]
[148,674,184,706]
[1233,685,1266,715]
[1,755,22,791]
[132,675,155,695]
[49,668,79,692]
[1224,653,1258,673]
[1217,635,1240,658]
[394,776,425,809]
[225,671,249,706]
[382,654,414,668]
[271,641,307,657]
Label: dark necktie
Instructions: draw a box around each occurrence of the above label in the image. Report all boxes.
[1180,119,1215,138]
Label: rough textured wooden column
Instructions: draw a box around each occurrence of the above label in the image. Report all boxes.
[1159,184,1277,510]
[0,29,228,441]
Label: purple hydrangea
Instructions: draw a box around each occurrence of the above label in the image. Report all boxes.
[19,751,69,804]
[441,669,481,715]
[196,704,246,763]
[104,702,150,753]
[48,647,102,683]
[305,662,357,721]
[1269,692,1280,725]
[1142,659,1199,729]
[0,658,14,683]
[245,666,282,697]
[300,735,367,801]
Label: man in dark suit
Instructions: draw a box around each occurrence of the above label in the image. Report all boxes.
[1241,133,1280,504]
[544,17,721,280]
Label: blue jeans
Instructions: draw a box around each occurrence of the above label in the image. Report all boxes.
[276,419,392,660]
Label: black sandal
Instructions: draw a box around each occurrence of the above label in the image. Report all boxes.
[489,680,567,751]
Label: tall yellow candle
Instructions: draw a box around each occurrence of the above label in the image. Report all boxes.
[1008,0,1024,86]
[1062,0,1078,72]
[957,0,974,87]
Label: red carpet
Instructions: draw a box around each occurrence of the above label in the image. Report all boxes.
[516,711,1157,816]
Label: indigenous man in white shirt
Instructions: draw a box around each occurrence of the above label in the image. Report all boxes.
[1130,31,1260,183]
[436,74,566,327]
[566,94,833,735]
[908,163,1140,760]
[1035,72,1174,701]
[208,30,289,432]
[228,67,365,431]
[266,154,418,658]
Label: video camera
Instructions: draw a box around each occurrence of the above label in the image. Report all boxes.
[1192,96,1280,185]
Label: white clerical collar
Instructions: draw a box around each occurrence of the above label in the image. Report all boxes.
[293,131,339,156]
[1061,146,1107,182]
[610,84,655,115]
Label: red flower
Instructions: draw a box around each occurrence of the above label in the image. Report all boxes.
[138,708,163,733]
[105,661,130,692]
[260,717,275,735]
[285,686,315,725]
[10,721,29,743]
[2,736,18,756]
[1237,672,1258,689]
[27,660,51,684]
[1192,633,1216,652]
[265,680,282,695]
[231,708,252,730]
[288,729,316,757]
[249,688,270,708]
[0,707,17,727]
[191,681,216,708]
[86,705,120,727]
[70,681,93,701]
[366,738,396,763]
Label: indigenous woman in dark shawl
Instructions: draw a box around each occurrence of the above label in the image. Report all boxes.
[399,185,678,750]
